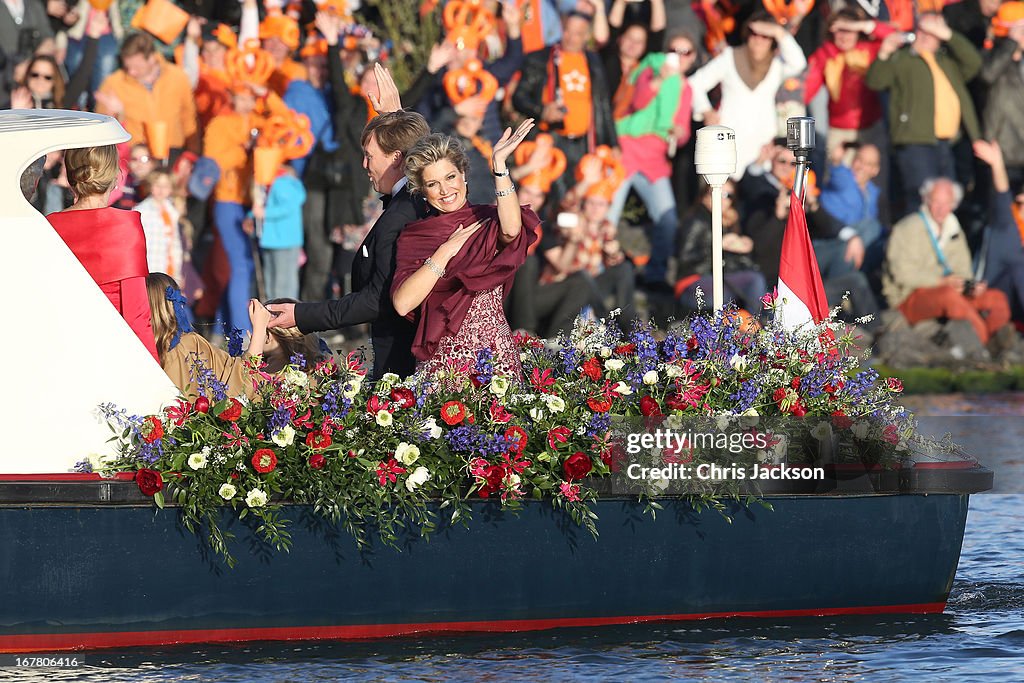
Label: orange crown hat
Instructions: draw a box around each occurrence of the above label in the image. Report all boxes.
[584,178,618,202]
[992,1,1024,37]
[202,22,238,49]
[260,14,301,50]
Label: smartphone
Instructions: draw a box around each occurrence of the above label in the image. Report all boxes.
[556,212,579,230]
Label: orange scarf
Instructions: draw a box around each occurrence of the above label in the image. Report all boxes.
[823,48,871,102]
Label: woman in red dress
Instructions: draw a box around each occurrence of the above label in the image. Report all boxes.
[47,144,160,361]
[391,121,539,381]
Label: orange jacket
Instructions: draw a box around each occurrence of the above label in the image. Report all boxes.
[204,91,291,205]
[97,55,198,151]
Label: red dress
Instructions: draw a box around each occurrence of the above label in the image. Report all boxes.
[48,207,160,362]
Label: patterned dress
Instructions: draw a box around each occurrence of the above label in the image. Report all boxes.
[417,287,522,381]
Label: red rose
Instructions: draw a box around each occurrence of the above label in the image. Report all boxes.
[600,441,626,472]
[547,426,572,450]
[563,451,593,481]
[832,411,853,430]
[347,449,357,458]
[441,401,468,425]
[477,464,506,498]
[587,395,612,413]
[390,387,416,409]
[791,402,807,418]
[193,396,210,413]
[886,377,904,393]
[665,392,688,411]
[217,398,243,422]
[136,468,163,496]
[615,343,636,354]
[306,431,332,450]
[639,396,662,416]
[504,426,528,454]
[252,448,278,473]
[141,416,164,443]
[308,453,326,469]
[772,387,788,403]
[470,374,485,388]
[582,357,602,381]
[686,336,698,351]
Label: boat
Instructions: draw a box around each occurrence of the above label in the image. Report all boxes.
[0,110,993,653]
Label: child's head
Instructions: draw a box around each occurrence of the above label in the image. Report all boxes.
[146,272,182,363]
[145,167,173,202]
[262,298,326,373]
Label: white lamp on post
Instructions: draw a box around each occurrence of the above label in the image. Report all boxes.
[694,125,737,312]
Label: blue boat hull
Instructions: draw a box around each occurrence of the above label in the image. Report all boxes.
[0,492,969,652]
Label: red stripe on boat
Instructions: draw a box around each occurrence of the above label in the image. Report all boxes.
[0,602,947,653]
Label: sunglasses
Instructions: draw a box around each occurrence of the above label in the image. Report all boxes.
[29,72,54,81]
[671,47,695,56]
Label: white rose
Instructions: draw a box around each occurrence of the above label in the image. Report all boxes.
[800,362,815,376]
[542,395,565,413]
[740,407,760,428]
[663,364,683,378]
[272,424,296,447]
[282,366,308,388]
[599,346,612,358]
[643,370,659,385]
[343,377,363,399]
[423,417,443,439]
[405,466,431,492]
[520,352,529,362]
[380,372,400,386]
[810,421,832,441]
[245,488,268,508]
[188,452,208,470]
[529,407,545,421]
[375,410,393,427]
[612,381,633,396]
[729,353,748,372]
[218,483,237,500]
[490,376,509,396]
[715,414,732,431]
[395,442,420,466]
[851,421,870,439]
[605,359,624,372]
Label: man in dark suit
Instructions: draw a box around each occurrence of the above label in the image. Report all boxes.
[267,110,430,379]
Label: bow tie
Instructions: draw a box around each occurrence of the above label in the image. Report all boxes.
[380,193,392,209]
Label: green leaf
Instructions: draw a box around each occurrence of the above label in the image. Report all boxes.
[153,491,165,509]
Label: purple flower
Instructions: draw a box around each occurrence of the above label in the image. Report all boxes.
[587,413,612,438]
[227,328,244,357]
[475,348,495,384]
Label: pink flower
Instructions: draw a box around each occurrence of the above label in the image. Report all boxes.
[761,287,779,309]
[547,426,571,450]
[886,377,904,393]
[883,424,899,445]
[489,401,514,423]
[376,458,407,486]
[530,367,556,393]
[559,481,581,502]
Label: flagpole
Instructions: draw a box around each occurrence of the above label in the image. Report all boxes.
[694,126,737,312]
[787,117,815,206]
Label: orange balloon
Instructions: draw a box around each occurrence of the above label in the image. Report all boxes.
[443,60,499,104]
[514,134,567,193]
[443,0,495,51]
[575,145,626,188]
[225,44,276,87]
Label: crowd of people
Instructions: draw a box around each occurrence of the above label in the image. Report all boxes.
[6,0,1024,383]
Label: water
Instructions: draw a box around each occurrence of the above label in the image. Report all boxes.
[4,396,1024,681]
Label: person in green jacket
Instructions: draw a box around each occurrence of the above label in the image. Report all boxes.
[865,12,981,214]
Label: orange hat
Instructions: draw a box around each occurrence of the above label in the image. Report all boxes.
[203,22,238,49]
[992,1,1024,37]
[783,168,819,197]
[300,36,328,58]
[260,14,301,50]
[584,179,617,202]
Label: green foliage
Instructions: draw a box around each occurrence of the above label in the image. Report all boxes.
[359,0,442,92]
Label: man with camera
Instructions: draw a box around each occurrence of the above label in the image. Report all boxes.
[883,177,1010,345]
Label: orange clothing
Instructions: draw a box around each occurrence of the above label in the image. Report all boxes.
[268,60,308,97]
[558,51,593,138]
[919,50,961,140]
[900,285,1009,345]
[194,66,233,129]
[96,55,198,151]
[204,92,291,205]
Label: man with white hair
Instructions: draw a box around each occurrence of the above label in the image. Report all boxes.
[883,177,1010,344]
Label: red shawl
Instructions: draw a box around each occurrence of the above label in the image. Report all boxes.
[48,207,159,362]
[392,203,540,361]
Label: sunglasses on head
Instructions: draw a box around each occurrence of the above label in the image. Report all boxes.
[29,72,53,81]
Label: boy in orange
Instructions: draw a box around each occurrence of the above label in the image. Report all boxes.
[205,82,292,335]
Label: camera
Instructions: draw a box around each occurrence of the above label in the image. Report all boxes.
[903,32,916,44]
[556,212,579,230]
[962,280,976,296]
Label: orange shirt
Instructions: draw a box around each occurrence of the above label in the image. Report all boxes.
[558,51,592,138]
[205,92,291,205]
[96,56,198,150]
[195,66,232,130]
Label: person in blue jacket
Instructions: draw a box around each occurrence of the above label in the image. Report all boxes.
[974,140,1024,325]
[254,165,306,301]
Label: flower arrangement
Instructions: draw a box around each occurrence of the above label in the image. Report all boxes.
[99,306,913,566]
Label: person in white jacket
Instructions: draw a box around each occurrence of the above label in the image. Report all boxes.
[688,12,807,179]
